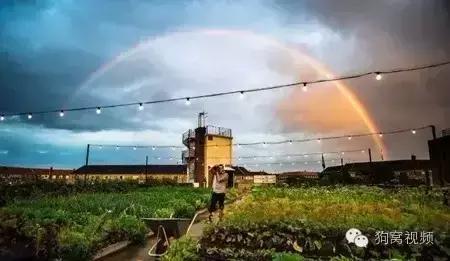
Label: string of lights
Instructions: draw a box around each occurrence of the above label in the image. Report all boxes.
[239,158,343,167]
[88,124,432,149]
[88,148,366,161]
[0,61,448,120]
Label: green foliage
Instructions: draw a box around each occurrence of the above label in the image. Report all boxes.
[162,236,200,261]
[200,186,450,260]
[0,185,210,260]
[272,252,304,261]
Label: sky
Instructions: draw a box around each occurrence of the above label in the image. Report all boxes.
[0,0,449,171]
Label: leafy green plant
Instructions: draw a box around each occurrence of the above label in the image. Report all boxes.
[162,236,199,261]
[272,252,304,261]
[0,185,210,260]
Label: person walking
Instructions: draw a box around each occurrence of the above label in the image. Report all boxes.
[208,164,228,222]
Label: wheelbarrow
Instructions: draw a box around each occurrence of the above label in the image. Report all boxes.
[141,212,201,259]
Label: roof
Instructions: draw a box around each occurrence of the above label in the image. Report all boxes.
[73,164,187,175]
[279,171,319,177]
[0,166,73,175]
[322,159,432,173]
[231,166,271,176]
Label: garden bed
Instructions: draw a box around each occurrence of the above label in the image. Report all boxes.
[0,185,210,260]
[167,186,450,260]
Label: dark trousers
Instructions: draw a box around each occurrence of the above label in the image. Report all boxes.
[209,192,225,213]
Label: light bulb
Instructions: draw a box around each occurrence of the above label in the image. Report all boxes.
[239,91,245,99]
[96,107,101,114]
[348,136,352,140]
[289,140,293,145]
[379,133,383,137]
[0,115,4,121]
[317,138,321,143]
[185,98,191,106]
[152,146,156,151]
[27,113,32,119]
[302,83,308,92]
[115,146,119,150]
[375,72,382,80]
[59,110,65,117]
[133,147,137,150]
[138,103,144,111]
[411,129,416,134]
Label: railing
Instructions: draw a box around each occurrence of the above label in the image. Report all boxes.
[443,128,450,137]
[182,150,195,159]
[182,126,232,146]
[182,129,195,146]
[206,126,232,138]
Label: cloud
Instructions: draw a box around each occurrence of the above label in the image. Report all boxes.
[0,0,449,170]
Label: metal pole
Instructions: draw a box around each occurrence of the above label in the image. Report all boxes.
[430,125,436,140]
[84,144,90,183]
[368,148,372,163]
[145,155,148,183]
[85,144,90,166]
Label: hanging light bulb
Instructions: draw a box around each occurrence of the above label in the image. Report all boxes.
[138,103,144,111]
[379,133,383,138]
[0,115,4,121]
[289,140,293,145]
[27,113,32,119]
[317,138,321,143]
[411,129,416,134]
[99,146,103,150]
[185,98,191,106]
[262,142,267,147]
[59,110,65,117]
[152,146,156,151]
[302,82,308,92]
[96,107,101,114]
[239,91,245,99]
[115,146,119,150]
[348,136,352,140]
[133,147,137,151]
[375,72,382,80]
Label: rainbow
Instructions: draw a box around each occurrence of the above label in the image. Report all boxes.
[74,29,386,156]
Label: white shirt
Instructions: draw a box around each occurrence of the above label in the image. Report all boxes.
[212,172,228,193]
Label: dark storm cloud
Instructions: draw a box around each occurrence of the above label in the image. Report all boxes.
[0,0,449,168]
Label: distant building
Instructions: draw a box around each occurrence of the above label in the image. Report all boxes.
[277,171,319,185]
[321,159,432,185]
[183,112,233,187]
[73,164,187,183]
[428,129,450,186]
[0,166,74,183]
[229,166,275,189]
